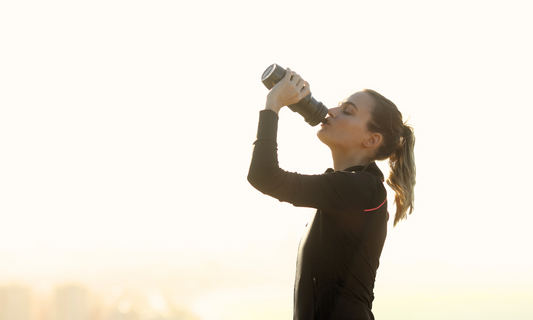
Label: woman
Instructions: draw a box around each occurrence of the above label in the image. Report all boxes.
[248,68,416,320]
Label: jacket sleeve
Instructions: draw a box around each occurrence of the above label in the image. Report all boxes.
[247,110,381,214]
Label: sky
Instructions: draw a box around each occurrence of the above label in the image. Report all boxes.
[1,0,532,319]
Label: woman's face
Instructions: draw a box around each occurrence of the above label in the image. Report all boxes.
[317,91,375,152]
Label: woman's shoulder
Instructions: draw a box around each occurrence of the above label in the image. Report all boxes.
[316,170,386,213]
[323,170,386,197]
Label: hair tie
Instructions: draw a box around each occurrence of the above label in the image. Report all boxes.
[402,124,411,138]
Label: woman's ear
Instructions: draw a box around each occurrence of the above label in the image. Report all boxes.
[363,132,382,148]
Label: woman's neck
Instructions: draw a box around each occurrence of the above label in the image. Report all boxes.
[331,149,371,171]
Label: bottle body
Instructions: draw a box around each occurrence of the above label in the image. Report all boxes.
[261,64,328,126]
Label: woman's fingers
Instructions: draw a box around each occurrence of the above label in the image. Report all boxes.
[268,67,311,107]
[285,68,308,93]
[301,81,311,95]
[284,68,302,84]
[284,68,293,82]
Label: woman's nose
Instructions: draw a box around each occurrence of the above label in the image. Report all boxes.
[328,107,339,118]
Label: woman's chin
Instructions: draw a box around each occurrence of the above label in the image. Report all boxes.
[316,129,330,145]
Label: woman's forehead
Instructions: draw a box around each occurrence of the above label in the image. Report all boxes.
[345,91,374,110]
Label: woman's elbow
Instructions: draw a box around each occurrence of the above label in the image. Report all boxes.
[247,170,261,189]
[247,168,270,192]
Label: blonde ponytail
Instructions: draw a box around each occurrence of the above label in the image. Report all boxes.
[387,124,416,226]
[362,89,416,226]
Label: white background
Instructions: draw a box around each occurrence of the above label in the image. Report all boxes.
[1,0,532,319]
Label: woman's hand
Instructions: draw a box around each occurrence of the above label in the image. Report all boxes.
[265,68,311,114]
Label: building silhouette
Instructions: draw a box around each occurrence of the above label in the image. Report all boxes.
[0,284,32,320]
[53,284,91,320]
[0,282,202,320]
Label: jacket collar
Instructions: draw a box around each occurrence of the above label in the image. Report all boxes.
[326,162,385,182]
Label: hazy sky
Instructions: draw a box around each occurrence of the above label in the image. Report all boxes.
[1,0,532,319]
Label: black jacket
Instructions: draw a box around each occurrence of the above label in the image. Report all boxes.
[248,110,388,320]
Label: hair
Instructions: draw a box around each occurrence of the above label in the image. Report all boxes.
[363,89,416,226]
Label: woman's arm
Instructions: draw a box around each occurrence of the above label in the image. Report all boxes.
[248,68,382,214]
[247,109,379,214]
[248,67,309,199]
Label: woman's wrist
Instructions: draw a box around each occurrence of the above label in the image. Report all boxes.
[265,98,283,114]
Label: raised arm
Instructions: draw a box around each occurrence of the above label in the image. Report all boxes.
[247,109,381,214]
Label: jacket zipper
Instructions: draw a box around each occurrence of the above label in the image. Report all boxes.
[313,277,319,318]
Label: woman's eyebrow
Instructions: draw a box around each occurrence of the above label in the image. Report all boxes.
[343,101,358,110]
